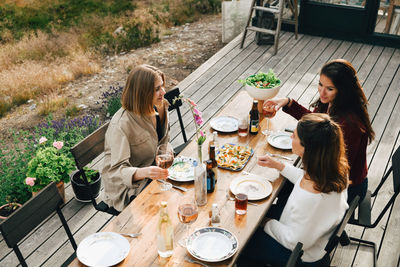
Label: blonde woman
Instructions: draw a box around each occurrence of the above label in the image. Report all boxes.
[238,114,349,266]
[102,65,170,212]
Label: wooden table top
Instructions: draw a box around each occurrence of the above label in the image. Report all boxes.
[70,90,298,267]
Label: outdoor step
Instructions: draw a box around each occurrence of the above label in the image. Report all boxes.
[253,6,280,14]
[246,26,276,35]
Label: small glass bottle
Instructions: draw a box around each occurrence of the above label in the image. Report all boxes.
[209,131,219,153]
[249,100,260,135]
[194,160,207,206]
[157,201,174,258]
[209,145,218,182]
[206,160,215,193]
[211,203,221,227]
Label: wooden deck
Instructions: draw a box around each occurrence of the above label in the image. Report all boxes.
[1,31,399,267]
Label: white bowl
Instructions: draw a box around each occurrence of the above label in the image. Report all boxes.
[244,83,281,100]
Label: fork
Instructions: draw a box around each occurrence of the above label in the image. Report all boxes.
[184,255,210,267]
[225,192,258,206]
[120,233,142,238]
[266,152,293,161]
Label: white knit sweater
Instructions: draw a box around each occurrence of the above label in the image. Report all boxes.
[264,163,348,262]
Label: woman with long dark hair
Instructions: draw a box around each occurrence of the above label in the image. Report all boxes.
[237,113,349,266]
[265,59,374,203]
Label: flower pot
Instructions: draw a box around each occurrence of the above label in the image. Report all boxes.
[0,203,22,220]
[32,181,66,203]
[70,170,101,203]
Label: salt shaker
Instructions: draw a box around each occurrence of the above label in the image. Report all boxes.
[211,203,221,227]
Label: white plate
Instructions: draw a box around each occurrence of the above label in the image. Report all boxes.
[230,175,272,200]
[210,116,239,133]
[168,156,196,182]
[77,232,130,267]
[187,227,238,262]
[267,132,292,150]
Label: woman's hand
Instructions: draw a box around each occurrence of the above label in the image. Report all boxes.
[134,166,169,181]
[257,155,285,171]
[264,97,290,111]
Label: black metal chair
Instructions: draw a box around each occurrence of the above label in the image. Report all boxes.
[70,122,120,216]
[286,242,304,267]
[348,145,400,267]
[0,182,77,267]
[164,87,190,155]
[321,196,360,266]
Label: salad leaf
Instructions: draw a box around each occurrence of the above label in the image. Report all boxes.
[238,69,280,89]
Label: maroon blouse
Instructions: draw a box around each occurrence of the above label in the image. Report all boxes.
[282,100,368,186]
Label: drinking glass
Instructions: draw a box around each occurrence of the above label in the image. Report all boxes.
[235,188,248,215]
[177,201,199,247]
[238,117,248,137]
[261,104,277,136]
[156,143,174,191]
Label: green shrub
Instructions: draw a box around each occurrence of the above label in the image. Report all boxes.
[99,85,123,117]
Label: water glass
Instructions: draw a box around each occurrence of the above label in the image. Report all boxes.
[238,118,248,137]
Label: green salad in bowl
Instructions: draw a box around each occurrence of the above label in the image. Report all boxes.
[239,69,281,100]
[239,69,281,89]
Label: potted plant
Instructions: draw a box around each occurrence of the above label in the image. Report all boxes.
[0,197,22,220]
[70,167,101,202]
[25,137,75,203]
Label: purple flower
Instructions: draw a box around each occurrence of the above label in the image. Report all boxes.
[194,114,203,125]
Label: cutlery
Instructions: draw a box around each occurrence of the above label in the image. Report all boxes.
[184,255,210,267]
[225,192,258,206]
[157,179,188,192]
[266,152,293,161]
[120,233,142,238]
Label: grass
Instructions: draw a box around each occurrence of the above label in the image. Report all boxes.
[0,0,221,118]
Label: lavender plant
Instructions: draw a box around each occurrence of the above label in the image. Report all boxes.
[99,85,123,117]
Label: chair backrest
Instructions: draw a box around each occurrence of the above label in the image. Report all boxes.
[70,121,109,170]
[164,87,188,145]
[392,145,400,193]
[0,182,76,267]
[286,242,303,267]
[325,195,360,254]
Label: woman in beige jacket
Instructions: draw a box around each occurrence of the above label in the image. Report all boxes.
[102,65,170,212]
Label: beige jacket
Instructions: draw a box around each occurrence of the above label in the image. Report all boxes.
[102,103,169,211]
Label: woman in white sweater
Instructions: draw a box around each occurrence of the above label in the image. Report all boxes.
[238,113,349,266]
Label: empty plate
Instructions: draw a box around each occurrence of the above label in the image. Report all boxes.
[230,175,272,200]
[210,116,239,133]
[267,132,292,150]
[77,232,130,267]
[186,227,238,262]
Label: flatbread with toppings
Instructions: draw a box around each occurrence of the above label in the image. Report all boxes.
[216,143,253,171]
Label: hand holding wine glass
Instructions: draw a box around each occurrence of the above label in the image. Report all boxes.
[262,103,277,136]
[177,200,199,247]
[156,143,174,191]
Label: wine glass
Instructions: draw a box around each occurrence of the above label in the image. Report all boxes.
[155,143,174,191]
[261,103,277,136]
[177,201,199,247]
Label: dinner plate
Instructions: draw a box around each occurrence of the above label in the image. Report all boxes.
[186,227,238,262]
[77,232,130,267]
[230,175,272,200]
[210,116,239,133]
[168,156,196,182]
[267,132,292,150]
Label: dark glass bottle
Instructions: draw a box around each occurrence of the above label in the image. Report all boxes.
[209,145,218,182]
[249,100,259,135]
[206,160,215,193]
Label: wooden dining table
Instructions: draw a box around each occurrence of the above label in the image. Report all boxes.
[70,90,299,267]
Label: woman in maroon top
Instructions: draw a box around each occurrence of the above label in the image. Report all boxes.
[265,59,374,203]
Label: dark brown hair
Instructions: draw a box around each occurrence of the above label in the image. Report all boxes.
[297,113,349,193]
[312,59,375,143]
[121,64,165,116]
